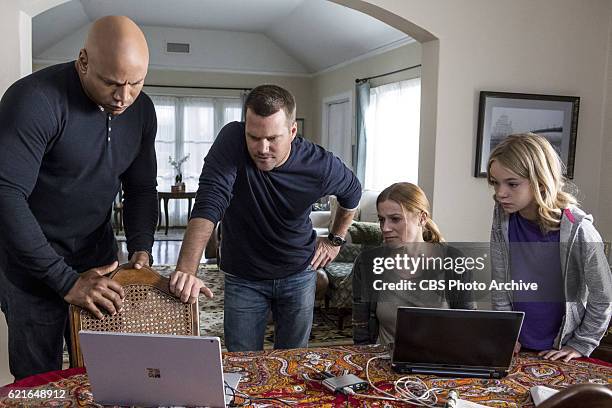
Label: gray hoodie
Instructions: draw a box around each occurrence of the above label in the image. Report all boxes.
[490,203,612,356]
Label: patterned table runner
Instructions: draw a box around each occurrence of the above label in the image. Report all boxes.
[1,345,610,407]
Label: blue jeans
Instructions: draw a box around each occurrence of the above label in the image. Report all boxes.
[223,267,316,351]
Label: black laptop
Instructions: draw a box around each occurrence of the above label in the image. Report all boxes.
[391,307,524,378]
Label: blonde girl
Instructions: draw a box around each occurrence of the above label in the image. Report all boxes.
[488,133,612,362]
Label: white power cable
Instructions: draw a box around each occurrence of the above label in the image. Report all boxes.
[345,355,444,407]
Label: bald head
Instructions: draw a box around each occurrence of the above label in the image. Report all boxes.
[76,16,149,115]
[86,16,149,70]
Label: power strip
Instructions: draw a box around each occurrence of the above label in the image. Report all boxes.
[322,374,369,394]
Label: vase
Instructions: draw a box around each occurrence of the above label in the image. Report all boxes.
[171,182,185,193]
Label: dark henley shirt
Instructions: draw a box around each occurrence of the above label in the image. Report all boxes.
[190,121,362,280]
[0,62,158,297]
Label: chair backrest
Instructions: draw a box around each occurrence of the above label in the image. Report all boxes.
[537,383,612,408]
[69,265,199,367]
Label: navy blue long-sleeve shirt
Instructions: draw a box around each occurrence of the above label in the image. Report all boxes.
[190,121,362,280]
[0,62,158,297]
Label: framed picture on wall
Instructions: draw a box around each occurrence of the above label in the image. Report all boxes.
[296,118,304,138]
[475,91,580,178]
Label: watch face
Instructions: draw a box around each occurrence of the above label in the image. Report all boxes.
[328,234,345,246]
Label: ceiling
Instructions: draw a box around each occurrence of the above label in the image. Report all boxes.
[32,0,412,74]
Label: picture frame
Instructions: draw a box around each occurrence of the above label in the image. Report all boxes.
[296,118,304,138]
[475,91,580,178]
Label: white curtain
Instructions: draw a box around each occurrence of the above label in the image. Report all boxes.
[153,95,177,193]
[151,95,242,227]
[183,97,215,192]
[364,78,421,191]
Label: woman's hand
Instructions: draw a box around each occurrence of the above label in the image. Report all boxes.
[538,345,582,362]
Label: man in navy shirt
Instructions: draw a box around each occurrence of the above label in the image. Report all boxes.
[170,85,361,351]
[0,16,158,379]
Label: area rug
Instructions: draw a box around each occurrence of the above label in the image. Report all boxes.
[154,264,353,349]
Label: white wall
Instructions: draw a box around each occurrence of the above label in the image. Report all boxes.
[0,3,28,91]
[599,8,612,244]
[0,0,29,387]
[36,24,309,75]
[340,0,612,242]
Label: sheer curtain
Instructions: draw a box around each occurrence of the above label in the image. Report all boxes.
[183,98,214,192]
[364,78,421,191]
[354,81,370,183]
[151,95,242,226]
[153,96,177,193]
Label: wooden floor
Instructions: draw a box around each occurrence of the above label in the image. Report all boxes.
[117,240,209,266]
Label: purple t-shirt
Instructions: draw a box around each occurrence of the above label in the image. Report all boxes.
[508,212,564,350]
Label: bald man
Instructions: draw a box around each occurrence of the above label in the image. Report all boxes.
[0,16,158,380]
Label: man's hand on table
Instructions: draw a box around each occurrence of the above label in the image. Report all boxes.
[169,270,214,303]
[63,261,124,319]
[128,250,151,269]
[311,238,341,269]
[538,345,582,362]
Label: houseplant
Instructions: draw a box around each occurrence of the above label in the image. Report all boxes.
[169,153,190,192]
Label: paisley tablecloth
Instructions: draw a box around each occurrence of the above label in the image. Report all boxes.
[1,345,610,407]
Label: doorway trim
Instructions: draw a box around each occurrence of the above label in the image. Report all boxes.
[321,91,353,154]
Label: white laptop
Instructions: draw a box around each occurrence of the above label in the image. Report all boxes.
[79,331,242,407]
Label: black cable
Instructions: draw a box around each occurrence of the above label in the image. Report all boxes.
[355,63,422,83]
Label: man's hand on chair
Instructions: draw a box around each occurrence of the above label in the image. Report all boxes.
[128,251,150,269]
[63,261,124,320]
[169,270,214,303]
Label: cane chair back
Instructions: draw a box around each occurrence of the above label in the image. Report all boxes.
[69,265,199,367]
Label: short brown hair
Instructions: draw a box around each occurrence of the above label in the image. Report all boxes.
[245,84,296,124]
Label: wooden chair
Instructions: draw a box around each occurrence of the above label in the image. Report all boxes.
[538,384,612,408]
[69,265,199,368]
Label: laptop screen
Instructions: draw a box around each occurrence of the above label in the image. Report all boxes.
[79,331,235,407]
[393,307,524,369]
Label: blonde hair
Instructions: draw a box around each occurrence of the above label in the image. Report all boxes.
[376,182,444,243]
[487,133,577,231]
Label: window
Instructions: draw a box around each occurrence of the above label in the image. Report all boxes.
[364,78,421,191]
[151,95,242,226]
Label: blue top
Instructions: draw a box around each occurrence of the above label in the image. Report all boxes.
[0,62,158,297]
[190,121,361,280]
[508,212,564,350]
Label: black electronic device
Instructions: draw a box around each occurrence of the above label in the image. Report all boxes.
[391,307,524,378]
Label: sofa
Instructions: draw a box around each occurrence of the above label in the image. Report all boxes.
[309,189,380,238]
